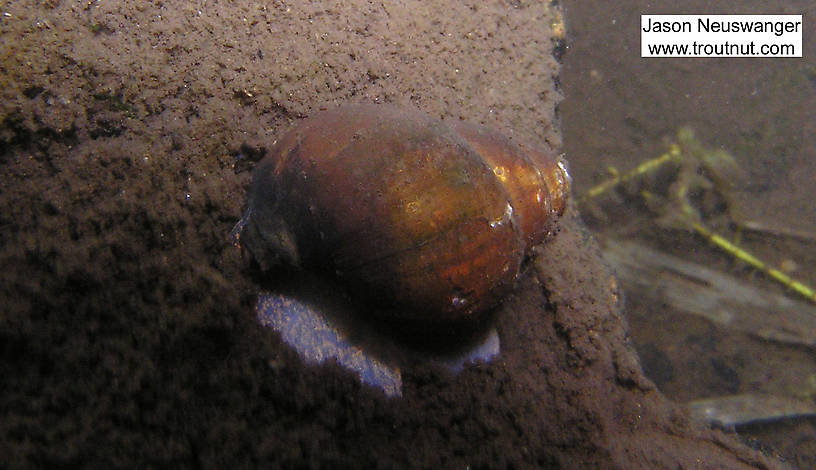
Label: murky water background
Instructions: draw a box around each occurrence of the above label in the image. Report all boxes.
[561,1,816,466]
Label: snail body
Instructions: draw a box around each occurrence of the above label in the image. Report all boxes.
[240,104,569,323]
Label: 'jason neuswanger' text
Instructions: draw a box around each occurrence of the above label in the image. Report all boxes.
[643,17,801,36]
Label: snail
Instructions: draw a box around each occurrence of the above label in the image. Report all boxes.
[237,104,571,325]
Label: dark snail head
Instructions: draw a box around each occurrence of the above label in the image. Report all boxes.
[239,104,570,324]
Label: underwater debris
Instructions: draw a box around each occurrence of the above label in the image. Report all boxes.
[583,127,816,305]
[687,393,816,429]
[601,239,816,348]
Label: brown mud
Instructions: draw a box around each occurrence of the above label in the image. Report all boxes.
[0,1,788,468]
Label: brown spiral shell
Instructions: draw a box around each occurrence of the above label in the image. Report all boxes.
[239,104,570,323]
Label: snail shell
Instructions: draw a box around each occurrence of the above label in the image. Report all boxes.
[240,104,570,323]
